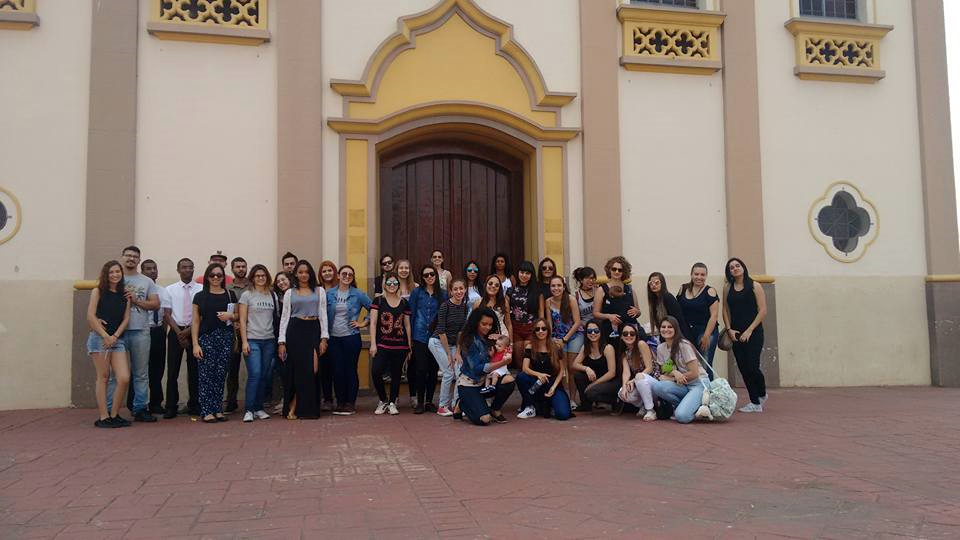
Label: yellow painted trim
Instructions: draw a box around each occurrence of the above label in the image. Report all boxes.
[926,275,960,283]
[329,0,575,109]
[808,181,880,263]
[147,0,269,46]
[74,280,98,291]
[541,147,565,275]
[345,140,370,289]
[0,0,38,30]
[328,103,580,142]
[753,275,776,284]
[795,66,885,84]
[617,4,725,75]
[784,18,893,39]
[0,186,23,246]
[784,17,892,84]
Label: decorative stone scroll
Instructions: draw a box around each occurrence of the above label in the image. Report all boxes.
[785,18,893,83]
[0,0,38,30]
[147,0,269,46]
[617,4,725,75]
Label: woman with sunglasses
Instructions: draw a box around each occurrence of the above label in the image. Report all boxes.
[537,257,558,304]
[373,254,395,297]
[489,253,514,291]
[647,272,689,340]
[515,319,572,420]
[544,275,581,404]
[429,279,469,416]
[571,320,616,413]
[456,307,515,425]
[617,322,658,422]
[430,250,453,292]
[324,265,371,415]
[652,316,707,423]
[191,263,239,423]
[238,264,278,422]
[507,260,541,366]
[463,260,483,308]
[593,256,641,338]
[369,272,411,416]
[472,274,512,339]
[408,265,447,412]
[278,261,330,419]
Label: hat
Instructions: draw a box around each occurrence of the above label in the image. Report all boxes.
[210,250,227,262]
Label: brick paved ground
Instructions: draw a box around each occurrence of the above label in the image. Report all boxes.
[1,387,959,539]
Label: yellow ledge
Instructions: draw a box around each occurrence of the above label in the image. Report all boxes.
[146,21,270,46]
[617,4,725,76]
[74,280,98,291]
[327,102,580,142]
[0,9,39,30]
[785,17,893,84]
[926,275,960,283]
[753,275,776,284]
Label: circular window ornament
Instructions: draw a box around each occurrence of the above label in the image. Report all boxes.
[809,181,878,263]
[0,187,22,246]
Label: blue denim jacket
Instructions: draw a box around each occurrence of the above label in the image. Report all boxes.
[325,287,372,336]
[408,286,448,344]
[460,337,491,383]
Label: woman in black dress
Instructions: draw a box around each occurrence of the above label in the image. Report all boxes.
[722,257,768,413]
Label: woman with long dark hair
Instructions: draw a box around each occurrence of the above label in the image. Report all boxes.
[570,319,616,413]
[677,262,720,374]
[238,264,278,422]
[455,308,515,425]
[278,261,329,419]
[463,260,483,308]
[537,257,558,303]
[647,272,688,339]
[544,275,581,404]
[593,256,641,338]
[617,322,658,422]
[515,318,572,420]
[325,264,370,415]
[472,274,512,339]
[430,249,453,292]
[722,258,768,412]
[192,263,239,423]
[507,260,541,366]
[408,264,447,412]
[87,260,132,427]
[489,252,514,290]
[651,316,707,423]
[267,272,292,415]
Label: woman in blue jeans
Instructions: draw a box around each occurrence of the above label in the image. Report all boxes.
[456,308,515,425]
[239,264,279,422]
[325,265,371,415]
[515,319,572,421]
[651,316,706,424]
[428,279,469,417]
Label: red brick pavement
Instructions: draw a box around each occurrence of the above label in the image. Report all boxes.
[1,387,959,539]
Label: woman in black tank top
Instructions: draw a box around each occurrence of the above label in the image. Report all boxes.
[571,320,618,411]
[722,257,768,412]
[86,260,132,428]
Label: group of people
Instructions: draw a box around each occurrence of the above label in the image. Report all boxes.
[86,247,768,428]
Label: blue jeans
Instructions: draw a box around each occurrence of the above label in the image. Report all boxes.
[428,337,459,408]
[329,334,362,405]
[690,325,719,380]
[652,377,706,424]
[245,339,276,413]
[515,372,572,420]
[107,329,150,413]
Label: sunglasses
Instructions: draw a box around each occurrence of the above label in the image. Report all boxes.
[209,273,224,279]
[467,267,479,272]
[432,255,443,259]
[385,280,400,287]
[541,266,554,271]
[621,331,637,337]
[534,326,548,332]
[585,328,601,335]
[611,266,623,272]
[341,273,354,278]
[422,272,436,278]
[381,261,393,267]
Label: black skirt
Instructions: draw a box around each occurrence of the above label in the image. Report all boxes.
[283,318,321,418]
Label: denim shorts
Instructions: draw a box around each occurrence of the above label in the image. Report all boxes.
[87,331,126,354]
[562,332,584,353]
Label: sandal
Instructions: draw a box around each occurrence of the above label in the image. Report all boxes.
[202,415,217,423]
[215,414,228,422]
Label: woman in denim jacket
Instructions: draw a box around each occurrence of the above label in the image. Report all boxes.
[456,307,516,425]
[325,265,372,415]
[407,265,447,413]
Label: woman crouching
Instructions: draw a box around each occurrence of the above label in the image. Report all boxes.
[455,308,515,425]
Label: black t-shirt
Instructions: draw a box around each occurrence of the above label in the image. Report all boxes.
[96,289,126,335]
[507,285,538,325]
[371,296,411,350]
[583,352,609,378]
[525,349,557,376]
[193,289,236,336]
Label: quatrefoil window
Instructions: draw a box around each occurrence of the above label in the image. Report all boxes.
[809,182,878,263]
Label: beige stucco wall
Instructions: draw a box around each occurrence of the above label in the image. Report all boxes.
[754,0,930,386]
[617,70,728,276]
[135,0,279,280]
[0,2,92,409]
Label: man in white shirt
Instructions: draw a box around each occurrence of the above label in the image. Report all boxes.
[162,258,203,419]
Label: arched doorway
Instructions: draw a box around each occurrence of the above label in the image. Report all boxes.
[379,139,525,273]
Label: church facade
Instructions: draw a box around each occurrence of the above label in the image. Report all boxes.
[0,0,957,409]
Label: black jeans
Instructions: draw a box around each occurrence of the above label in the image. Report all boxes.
[165,327,199,414]
[458,381,516,425]
[316,350,334,404]
[226,348,242,408]
[573,372,620,407]
[411,341,437,405]
[148,326,167,410]
[732,328,766,404]
[371,348,407,403]
[329,334,362,406]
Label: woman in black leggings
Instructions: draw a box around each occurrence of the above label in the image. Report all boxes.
[722,257,768,413]
[369,272,411,416]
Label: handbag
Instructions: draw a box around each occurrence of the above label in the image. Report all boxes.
[693,349,737,422]
[718,328,733,351]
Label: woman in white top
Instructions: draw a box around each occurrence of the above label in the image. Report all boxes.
[489,252,514,291]
[277,261,329,420]
[472,274,512,339]
[430,249,453,292]
[396,259,417,299]
[463,260,483,308]
[651,316,706,424]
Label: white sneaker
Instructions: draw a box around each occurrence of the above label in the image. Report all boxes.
[570,401,579,411]
[243,411,254,422]
[387,402,399,415]
[517,406,536,419]
[643,410,658,422]
[739,403,763,413]
[271,403,283,415]
[759,394,768,405]
[635,408,645,418]
[254,410,270,420]
[374,401,388,415]
[409,397,418,410]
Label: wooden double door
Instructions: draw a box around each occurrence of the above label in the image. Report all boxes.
[379,142,525,276]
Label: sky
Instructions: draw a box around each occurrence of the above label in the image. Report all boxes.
[948,2,960,231]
